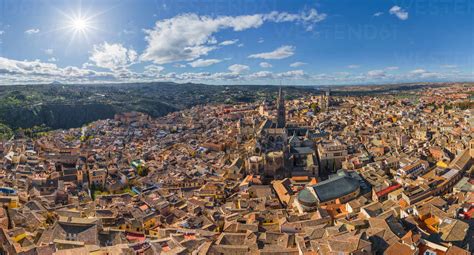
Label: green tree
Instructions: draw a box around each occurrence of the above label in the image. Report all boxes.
[309,102,319,113]
[0,123,13,140]
[137,164,148,176]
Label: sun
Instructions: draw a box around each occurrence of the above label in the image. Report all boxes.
[71,17,89,32]
[50,6,105,47]
[59,12,96,44]
[68,16,92,33]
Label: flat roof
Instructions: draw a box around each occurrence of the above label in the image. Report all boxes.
[441,169,459,180]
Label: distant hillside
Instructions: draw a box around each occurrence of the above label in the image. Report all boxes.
[1,102,176,130]
[0,81,468,136]
[0,83,313,134]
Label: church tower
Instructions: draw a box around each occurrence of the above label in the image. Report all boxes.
[276,87,286,128]
[325,89,330,112]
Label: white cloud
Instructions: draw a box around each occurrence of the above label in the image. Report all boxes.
[248,70,308,80]
[0,57,115,84]
[277,70,307,79]
[410,69,427,75]
[0,30,4,35]
[290,62,306,67]
[367,69,386,78]
[173,63,187,68]
[373,12,384,17]
[144,65,164,74]
[248,45,295,60]
[168,71,243,82]
[258,38,264,43]
[389,6,408,20]
[25,28,40,35]
[249,71,274,79]
[76,70,474,83]
[409,69,440,78]
[265,8,327,31]
[141,9,325,64]
[44,49,54,55]
[189,58,222,68]
[48,57,57,62]
[347,64,359,69]
[259,62,272,68]
[207,37,218,44]
[219,39,239,46]
[385,66,399,70]
[228,64,250,74]
[89,42,137,71]
[237,43,244,47]
[1,57,471,85]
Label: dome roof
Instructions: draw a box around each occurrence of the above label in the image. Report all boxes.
[312,176,360,203]
[297,189,318,207]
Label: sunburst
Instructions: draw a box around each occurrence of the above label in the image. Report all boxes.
[40,3,117,51]
[64,12,95,43]
[70,16,91,33]
[45,6,103,47]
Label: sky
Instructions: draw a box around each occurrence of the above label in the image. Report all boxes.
[0,0,473,85]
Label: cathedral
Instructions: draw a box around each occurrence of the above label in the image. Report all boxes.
[320,89,330,112]
[241,88,320,179]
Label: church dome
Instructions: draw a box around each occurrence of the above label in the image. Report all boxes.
[297,188,318,207]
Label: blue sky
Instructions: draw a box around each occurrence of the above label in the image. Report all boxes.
[0,0,472,85]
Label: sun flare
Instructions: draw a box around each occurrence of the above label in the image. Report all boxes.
[68,16,92,33]
[71,17,89,32]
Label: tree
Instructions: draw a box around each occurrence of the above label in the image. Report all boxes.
[137,164,148,177]
[310,102,319,113]
[0,123,13,140]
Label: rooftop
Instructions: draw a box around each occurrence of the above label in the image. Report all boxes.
[311,173,360,203]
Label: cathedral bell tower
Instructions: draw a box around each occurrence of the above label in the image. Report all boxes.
[277,87,286,128]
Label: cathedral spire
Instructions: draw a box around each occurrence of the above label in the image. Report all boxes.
[276,87,286,128]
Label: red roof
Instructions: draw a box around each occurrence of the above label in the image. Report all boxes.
[376,183,402,197]
[464,208,474,219]
[126,232,146,242]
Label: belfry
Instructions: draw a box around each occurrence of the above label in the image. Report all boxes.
[276,87,286,128]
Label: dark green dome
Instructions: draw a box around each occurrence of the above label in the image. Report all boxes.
[297,189,318,207]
